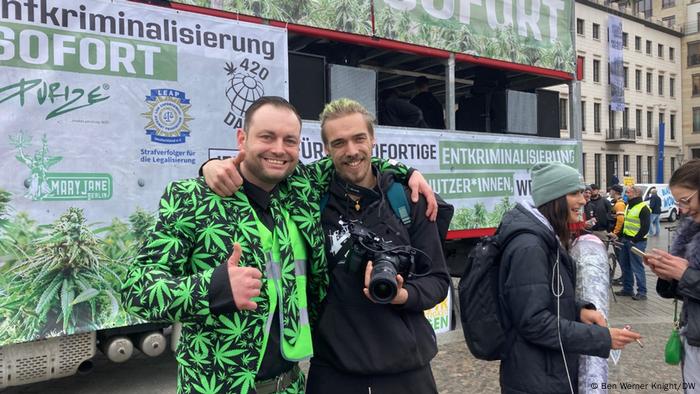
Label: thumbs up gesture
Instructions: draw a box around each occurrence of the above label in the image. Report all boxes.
[227,243,262,310]
[204,152,246,197]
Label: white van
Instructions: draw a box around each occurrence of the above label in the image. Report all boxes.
[635,183,679,222]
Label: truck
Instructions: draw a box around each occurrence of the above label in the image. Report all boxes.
[0,0,580,387]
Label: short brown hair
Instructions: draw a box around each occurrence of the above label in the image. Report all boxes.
[670,159,700,191]
[319,98,375,144]
[243,96,301,132]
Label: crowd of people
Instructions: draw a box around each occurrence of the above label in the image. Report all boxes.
[121,95,698,394]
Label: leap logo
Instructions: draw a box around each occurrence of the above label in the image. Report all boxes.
[10,132,112,201]
[142,89,193,144]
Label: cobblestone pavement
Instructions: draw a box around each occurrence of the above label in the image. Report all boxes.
[5,228,687,393]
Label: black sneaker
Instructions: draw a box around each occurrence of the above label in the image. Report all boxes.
[612,278,623,286]
[614,290,634,297]
[632,294,647,301]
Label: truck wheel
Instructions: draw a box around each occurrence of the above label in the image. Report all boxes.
[669,209,677,222]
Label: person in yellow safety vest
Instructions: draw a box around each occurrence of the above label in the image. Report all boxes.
[614,185,651,301]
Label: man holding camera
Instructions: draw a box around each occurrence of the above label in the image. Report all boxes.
[305,99,449,394]
[203,99,449,393]
[125,96,435,394]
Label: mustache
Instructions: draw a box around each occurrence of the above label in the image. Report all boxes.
[342,154,366,163]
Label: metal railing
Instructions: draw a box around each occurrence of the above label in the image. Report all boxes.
[606,127,637,142]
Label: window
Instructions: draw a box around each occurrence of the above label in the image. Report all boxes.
[623,32,629,48]
[577,19,584,35]
[646,40,652,55]
[670,113,676,140]
[647,156,653,183]
[594,103,601,133]
[646,72,652,93]
[635,69,642,90]
[634,0,652,17]
[623,107,630,131]
[670,77,675,97]
[663,16,676,28]
[689,41,700,67]
[595,154,601,187]
[635,36,641,51]
[636,156,642,182]
[559,98,567,129]
[623,155,629,176]
[593,60,600,83]
[647,110,653,138]
[662,0,675,7]
[669,47,675,61]
[659,112,665,140]
[694,107,700,133]
[577,56,585,80]
[658,44,664,58]
[609,107,616,134]
[694,74,700,96]
[593,24,600,40]
[658,75,664,95]
[671,157,676,174]
[623,67,629,88]
[582,153,587,181]
[636,109,642,136]
[581,101,586,132]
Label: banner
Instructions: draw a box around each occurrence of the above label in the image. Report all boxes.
[213,123,581,231]
[608,15,624,112]
[374,0,575,72]
[0,0,288,346]
[176,0,576,73]
[174,0,373,36]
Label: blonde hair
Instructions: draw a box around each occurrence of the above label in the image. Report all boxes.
[319,98,375,144]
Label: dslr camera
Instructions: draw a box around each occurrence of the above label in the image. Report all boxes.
[347,222,417,304]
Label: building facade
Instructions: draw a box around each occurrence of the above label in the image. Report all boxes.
[550,0,683,187]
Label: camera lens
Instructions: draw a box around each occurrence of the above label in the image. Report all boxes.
[369,259,398,303]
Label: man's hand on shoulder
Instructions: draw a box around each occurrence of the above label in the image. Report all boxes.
[408,170,437,221]
[227,243,262,310]
[203,152,245,197]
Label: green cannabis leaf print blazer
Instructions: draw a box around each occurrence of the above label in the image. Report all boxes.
[122,158,410,394]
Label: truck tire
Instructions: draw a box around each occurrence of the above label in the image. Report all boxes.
[668,209,678,222]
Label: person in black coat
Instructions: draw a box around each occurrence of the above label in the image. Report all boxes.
[378,89,428,129]
[498,162,641,394]
[646,159,700,392]
[410,76,445,129]
[646,187,662,236]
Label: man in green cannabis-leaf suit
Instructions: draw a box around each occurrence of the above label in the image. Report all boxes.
[122,97,431,394]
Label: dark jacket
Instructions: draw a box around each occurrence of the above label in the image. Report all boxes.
[311,169,450,375]
[647,194,662,214]
[620,197,651,242]
[379,95,429,128]
[585,196,611,231]
[410,91,445,129]
[656,218,700,346]
[498,203,611,394]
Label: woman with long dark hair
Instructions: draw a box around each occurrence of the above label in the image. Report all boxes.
[646,159,700,391]
[498,162,641,393]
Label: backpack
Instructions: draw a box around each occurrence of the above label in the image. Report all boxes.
[458,228,539,361]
